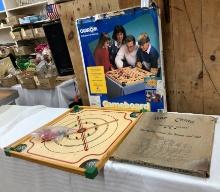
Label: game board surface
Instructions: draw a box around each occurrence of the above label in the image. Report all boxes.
[106,67,155,86]
[5,107,141,178]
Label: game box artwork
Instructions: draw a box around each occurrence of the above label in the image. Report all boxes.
[76,7,167,112]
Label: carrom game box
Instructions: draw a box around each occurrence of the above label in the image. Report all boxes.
[76,6,167,112]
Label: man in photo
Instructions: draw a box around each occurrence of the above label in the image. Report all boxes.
[115,35,138,68]
[136,32,160,74]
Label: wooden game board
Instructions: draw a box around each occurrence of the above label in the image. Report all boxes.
[106,67,154,86]
[4,106,141,179]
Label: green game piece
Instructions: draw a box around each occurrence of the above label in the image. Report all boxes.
[140,108,148,113]
[85,166,98,179]
[14,144,27,152]
[4,144,27,156]
[4,147,12,156]
[130,112,139,118]
[73,105,80,112]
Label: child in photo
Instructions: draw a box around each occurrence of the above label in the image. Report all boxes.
[94,32,112,73]
[136,32,159,73]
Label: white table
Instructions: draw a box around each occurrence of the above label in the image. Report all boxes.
[0,105,220,192]
[11,79,79,108]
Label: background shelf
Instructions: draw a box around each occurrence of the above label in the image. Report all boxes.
[7,1,47,12]
[0,0,49,45]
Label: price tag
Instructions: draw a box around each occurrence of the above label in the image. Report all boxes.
[10,31,15,39]
[34,28,39,34]
[141,0,151,7]
[34,76,40,86]
[21,28,26,37]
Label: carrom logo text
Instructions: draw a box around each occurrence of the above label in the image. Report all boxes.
[80,26,98,34]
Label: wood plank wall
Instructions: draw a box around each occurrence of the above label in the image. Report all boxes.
[165,0,220,115]
[170,0,204,113]
[202,0,220,114]
[58,0,220,115]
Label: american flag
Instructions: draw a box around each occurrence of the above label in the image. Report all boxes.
[46,4,60,21]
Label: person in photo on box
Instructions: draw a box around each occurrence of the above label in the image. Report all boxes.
[115,35,138,68]
[109,25,127,69]
[94,32,112,73]
[136,32,160,76]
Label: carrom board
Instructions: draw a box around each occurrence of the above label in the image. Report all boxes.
[4,106,141,179]
[106,67,154,86]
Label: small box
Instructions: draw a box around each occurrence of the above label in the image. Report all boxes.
[13,46,34,56]
[33,27,45,38]
[6,15,25,26]
[28,15,42,23]
[17,71,37,89]
[0,75,18,87]
[10,31,22,41]
[19,15,42,24]
[21,28,34,40]
[16,0,33,7]
[19,76,37,89]
[35,76,57,89]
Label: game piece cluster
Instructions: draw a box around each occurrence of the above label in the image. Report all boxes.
[31,126,71,142]
[106,67,153,85]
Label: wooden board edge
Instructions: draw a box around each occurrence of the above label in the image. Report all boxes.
[10,151,85,176]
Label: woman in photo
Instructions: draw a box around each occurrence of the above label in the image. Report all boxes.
[94,32,112,73]
[109,25,127,69]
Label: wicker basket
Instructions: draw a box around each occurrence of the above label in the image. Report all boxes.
[35,76,57,89]
[17,71,37,89]
[0,75,18,87]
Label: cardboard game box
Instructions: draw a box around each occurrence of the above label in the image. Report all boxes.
[76,7,166,112]
[111,112,216,177]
